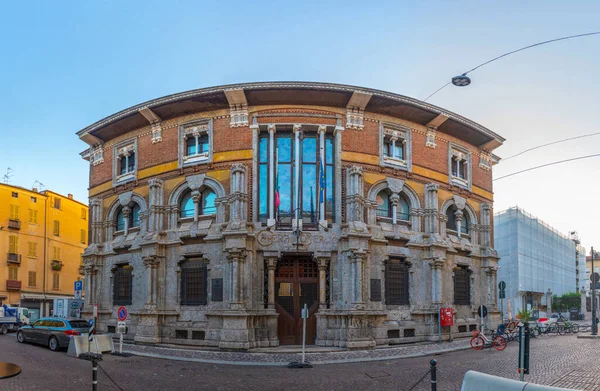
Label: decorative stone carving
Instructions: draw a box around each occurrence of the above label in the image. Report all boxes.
[426,127,437,148]
[346,106,364,130]
[90,145,104,166]
[424,183,439,234]
[230,104,249,127]
[186,173,206,191]
[453,195,466,210]
[345,166,365,223]
[229,163,248,222]
[387,178,405,194]
[479,151,492,171]
[151,122,163,144]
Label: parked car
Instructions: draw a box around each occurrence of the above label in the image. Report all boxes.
[16,317,90,351]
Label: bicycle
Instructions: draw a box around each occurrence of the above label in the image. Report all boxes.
[502,319,518,333]
[470,329,507,351]
[561,320,579,334]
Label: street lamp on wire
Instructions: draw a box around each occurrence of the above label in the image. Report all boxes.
[424,31,600,101]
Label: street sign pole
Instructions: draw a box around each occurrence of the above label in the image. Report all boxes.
[592,247,597,336]
[518,323,525,381]
[287,303,312,368]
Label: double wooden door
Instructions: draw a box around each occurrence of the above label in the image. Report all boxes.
[275,258,319,345]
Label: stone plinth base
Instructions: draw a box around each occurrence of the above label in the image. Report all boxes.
[315,310,387,349]
[206,310,279,350]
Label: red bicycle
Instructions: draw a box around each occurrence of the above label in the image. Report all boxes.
[470,329,507,351]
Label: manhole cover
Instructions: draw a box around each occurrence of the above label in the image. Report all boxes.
[365,371,391,379]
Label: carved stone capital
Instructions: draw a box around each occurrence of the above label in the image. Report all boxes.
[349,248,369,263]
[226,247,247,263]
[425,183,439,192]
[429,258,445,270]
[317,125,327,134]
[267,124,276,134]
[316,257,330,270]
[265,256,278,270]
[148,178,164,188]
[143,256,160,269]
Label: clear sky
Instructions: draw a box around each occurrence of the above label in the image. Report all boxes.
[0,1,598,250]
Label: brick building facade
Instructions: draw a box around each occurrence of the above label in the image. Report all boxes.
[78,82,504,349]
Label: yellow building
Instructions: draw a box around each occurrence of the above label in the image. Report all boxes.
[0,183,88,319]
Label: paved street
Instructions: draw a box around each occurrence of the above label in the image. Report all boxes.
[1,333,599,390]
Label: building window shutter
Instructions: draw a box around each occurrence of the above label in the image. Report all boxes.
[81,208,87,220]
[9,236,18,254]
[28,242,37,258]
[81,229,86,244]
[53,247,61,260]
[10,205,19,220]
[53,220,60,236]
[53,273,60,290]
[28,271,36,287]
[9,267,18,281]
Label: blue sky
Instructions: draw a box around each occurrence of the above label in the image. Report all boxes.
[0,1,598,249]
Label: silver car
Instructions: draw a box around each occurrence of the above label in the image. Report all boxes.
[16,317,90,351]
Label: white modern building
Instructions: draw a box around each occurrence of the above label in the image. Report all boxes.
[495,207,577,317]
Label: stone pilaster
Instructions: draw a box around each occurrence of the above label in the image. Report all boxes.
[486,266,498,308]
[317,257,330,308]
[147,178,164,233]
[430,258,445,305]
[265,256,278,309]
[349,248,368,307]
[90,198,103,244]
[229,163,248,222]
[345,166,365,223]
[480,202,492,247]
[226,247,247,309]
[424,183,439,234]
[143,255,160,309]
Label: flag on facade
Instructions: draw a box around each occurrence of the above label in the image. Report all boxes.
[319,159,325,217]
[275,171,280,209]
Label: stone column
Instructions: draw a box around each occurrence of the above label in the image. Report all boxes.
[424,184,439,234]
[229,164,248,221]
[409,208,422,232]
[268,124,276,226]
[430,258,444,304]
[439,215,448,237]
[390,194,399,225]
[122,206,131,235]
[345,166,365,223]
[454,209,464,238]
[293,124,302,227]
[265,257,278,309]
[84,264,96,310]
[317,257,330,308]
[191,190,200,222]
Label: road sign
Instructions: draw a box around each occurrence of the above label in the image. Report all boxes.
[117,306,128,321]
[93,304,98,318]
[499,281,506,290]
[74,281,83,300]
[499,290,506,299]
[478,305,488,318]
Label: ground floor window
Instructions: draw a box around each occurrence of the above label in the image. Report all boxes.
[385,258,409,305]
[113,265,133,305]
[454,266,471,305]
[180,260,208,305]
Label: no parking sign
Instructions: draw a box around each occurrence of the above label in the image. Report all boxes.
[117,306,128,322]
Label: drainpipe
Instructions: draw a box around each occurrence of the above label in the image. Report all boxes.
[42,195,47,316]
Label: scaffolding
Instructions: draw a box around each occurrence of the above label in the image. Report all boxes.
[495,207,577,315]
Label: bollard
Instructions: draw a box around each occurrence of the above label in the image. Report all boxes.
[430,359,437,391]
[79,352,103,391]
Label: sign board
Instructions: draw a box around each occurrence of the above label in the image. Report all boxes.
[74,281,83,300]
[301,306,308,319]
[478,305,488,318]
[498,281,506,291]
[499,290,506,299]
[117,306,128,321]
[93,304,98,318]
[440,307,454,327]
[57,300,64,317]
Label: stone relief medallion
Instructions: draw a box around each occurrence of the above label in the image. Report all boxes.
[257,230,275,247]
[298,232,312,246]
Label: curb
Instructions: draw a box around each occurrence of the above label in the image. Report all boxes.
[121,343,473,366]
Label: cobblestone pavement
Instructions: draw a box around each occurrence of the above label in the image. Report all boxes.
[1,333,599,390]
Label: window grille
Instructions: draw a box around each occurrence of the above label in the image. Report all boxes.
[385,259,409,305]
[113,265,133,305]
[454,267,471,305]
[180,260,208,305]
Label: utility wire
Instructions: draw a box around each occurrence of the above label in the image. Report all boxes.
[97,363,125,391]
[423,31,600,102]
[502,131,600,161]
[494,153,600,181]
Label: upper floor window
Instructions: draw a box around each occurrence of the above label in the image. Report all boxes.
[11,192,18,198]
[385,258,410,305]
[9,205,19,221]
[53,220,60,236]
[116,203,141,232]
[448,144,471,189]
[31,196,36,203]
[180,188,216,218]
[454,266,471,305]
[446,205,469,235]
[376,190,410,222]
[8,236,18,254]
[54,197,61,209]
[113,140,137,185]
[28,209,38,224]
[258,125,335,228]
[80,229,87,244]
[380,124,411,170]
[180,120,212,167]
[81,208,87,220]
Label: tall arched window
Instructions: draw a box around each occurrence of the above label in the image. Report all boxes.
[446,205,469,234]
[461,212,470,235]
[179,188,217,218]
[377,190,410,221]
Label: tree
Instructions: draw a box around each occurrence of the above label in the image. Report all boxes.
[552,292,581,312]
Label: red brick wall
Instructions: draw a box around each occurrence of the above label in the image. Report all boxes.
[212,118,252,153]
[138,127,178,170]
[343,120,379,155]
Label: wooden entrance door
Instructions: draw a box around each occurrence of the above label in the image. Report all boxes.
[275,258,319,345]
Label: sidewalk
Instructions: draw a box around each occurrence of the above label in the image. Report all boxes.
[120,339,472,366]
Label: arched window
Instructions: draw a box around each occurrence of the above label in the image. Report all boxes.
[446,205,469,234]
[179,188,217,218]
[376,190,410,221]
[115,203,141,231]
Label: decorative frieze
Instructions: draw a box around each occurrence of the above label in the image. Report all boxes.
[229,104,249,127]
[426,127,437,149]
[346,106,364,130]
[479,150,492,171]
[90,145,104,166]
